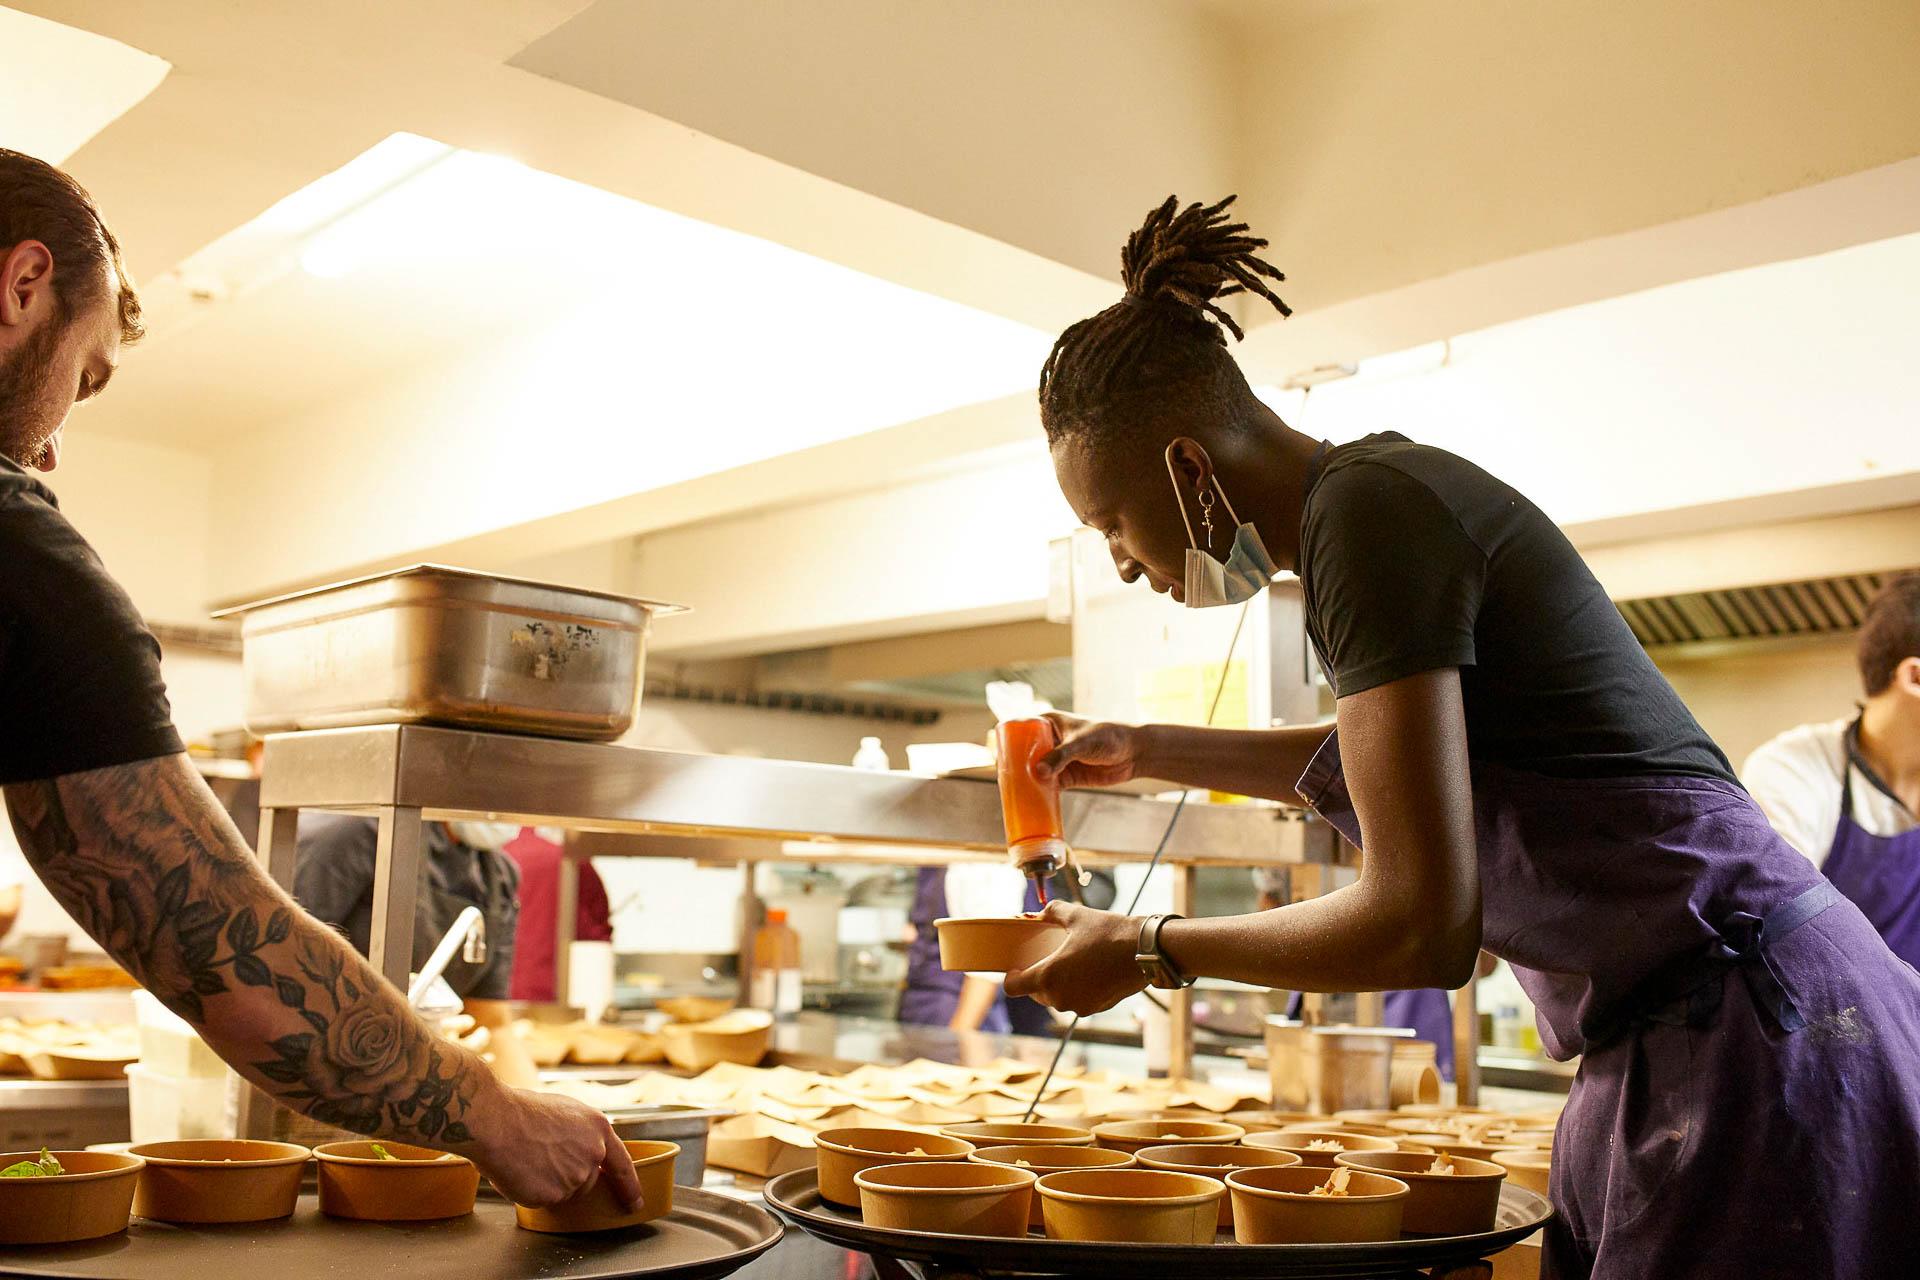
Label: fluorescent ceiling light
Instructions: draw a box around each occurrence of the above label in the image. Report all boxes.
[0,6,169,163]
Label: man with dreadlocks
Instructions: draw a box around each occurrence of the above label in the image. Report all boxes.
[1004,196,1920,1277]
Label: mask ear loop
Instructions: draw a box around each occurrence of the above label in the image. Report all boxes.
[1164,445,1201,549]
[1211,475,1244,528]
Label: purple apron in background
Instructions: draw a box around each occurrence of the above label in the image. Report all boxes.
[1382,987,1454,1081]
[899,867,1013,1034]
[1297,731,1920,1279]
[1817,725,1920,966]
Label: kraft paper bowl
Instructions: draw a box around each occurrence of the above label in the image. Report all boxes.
[1225,1110,1327,1133]
[1226,1164,1409,1244]
[970,1143,1134,1228]
[659,1009,773,1072]
[1492,1147,1552,1196]
[933,918,1066,973]
[1335,1150,1506,1235]
[514,1140,677,1233]
[815,1128,973,1207]
[0,1150,143,1245]
[855,1160,1035,1238]
[1136,1143,1300,1228]
[1245,1128,1397,1168]
[1396,1134,1510,1163]
[939,1122,1092,1149]
[1092,1119,1244,1156]
[129,1139,309,1224]
[1281,1120,1404,1139]
[1036,1168,1224,1244]
[313,1140,479,1221]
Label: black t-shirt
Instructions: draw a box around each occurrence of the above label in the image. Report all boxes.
[0,455,183,784]
[294,815,521,1001]
[1298,433,1735,783]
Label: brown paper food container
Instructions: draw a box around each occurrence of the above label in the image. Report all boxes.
[660,1010,773,1072]
[1136,1143,1301,1228]
[969,1143,1135,1228]
[1245,1128,1397,1168]
[940,1122,1093,1149]
[706,1116,816,1178]
[1227,1164,1409,1244]
[1492,1147,1552,1196]
[1091,1119,1244,1156]
[932,918,1066,972]
[814,1128,973,1206]
[515,1140,677,1233]
[0,1150,144,1245]
[1335,1150,1506,1235]
[855,1160,1035,1238]
[129,1139,310,1224]
[1036,1167,1223,1244]
[312,1141,480,1221]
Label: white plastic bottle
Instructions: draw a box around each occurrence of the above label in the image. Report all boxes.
[852,736,891,772]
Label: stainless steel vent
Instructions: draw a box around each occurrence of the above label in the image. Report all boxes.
[1617,571,1912,647]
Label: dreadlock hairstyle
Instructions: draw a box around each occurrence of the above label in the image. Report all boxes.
[1038,195,1288,448]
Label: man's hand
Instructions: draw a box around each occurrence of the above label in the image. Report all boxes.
[466,1086,641,1209]
[1003,901,1147,1016]
[1033,715,1147,790]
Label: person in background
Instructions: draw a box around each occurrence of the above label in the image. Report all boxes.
[0,149,635,1210]
[901,862,1108,1035]
[499,826,613,1004]
[294,816,535,1084]
[1744,574,1920,963]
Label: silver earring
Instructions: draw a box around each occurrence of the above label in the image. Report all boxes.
[1198,487,1216,550]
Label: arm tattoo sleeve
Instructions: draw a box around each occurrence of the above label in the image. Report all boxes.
[4,756,490,1145]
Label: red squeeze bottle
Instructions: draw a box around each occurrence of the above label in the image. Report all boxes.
[997,718,1066,886]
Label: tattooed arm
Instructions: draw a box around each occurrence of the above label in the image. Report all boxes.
[3,754,640,1209]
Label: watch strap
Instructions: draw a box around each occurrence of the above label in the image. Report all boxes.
[1135,913,1192,990]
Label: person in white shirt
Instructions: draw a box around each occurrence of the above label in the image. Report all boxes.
[1744,574,1920,963]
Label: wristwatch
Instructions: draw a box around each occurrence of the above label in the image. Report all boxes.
[1135,913,1194,990]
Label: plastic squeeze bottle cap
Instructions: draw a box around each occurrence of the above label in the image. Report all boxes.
[766,908,788,924]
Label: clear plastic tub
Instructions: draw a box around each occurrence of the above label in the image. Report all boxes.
[126,1062,235,1143]
[132,990,226,1079]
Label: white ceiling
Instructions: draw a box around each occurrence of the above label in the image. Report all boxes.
[0,5,167,163]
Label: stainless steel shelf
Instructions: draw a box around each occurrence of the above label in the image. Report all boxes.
[258,724,1325,864]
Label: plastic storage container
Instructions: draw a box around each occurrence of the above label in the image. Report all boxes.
[132,991,224,1078]
[126,1062,234,1143]
[749,910,803,1017]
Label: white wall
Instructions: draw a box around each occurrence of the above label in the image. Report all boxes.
[1656,637,1866,770]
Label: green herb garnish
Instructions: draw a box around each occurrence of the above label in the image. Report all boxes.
[1,1148,65,1178]
[369,1143,398,1161]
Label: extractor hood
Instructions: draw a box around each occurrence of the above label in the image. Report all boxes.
[1615,571,1905,648]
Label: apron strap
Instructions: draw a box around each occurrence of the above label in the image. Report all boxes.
[1581,879,1843,1048]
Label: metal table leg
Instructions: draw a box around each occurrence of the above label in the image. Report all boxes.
[1168,864,1196,1081]
[240,803,304,1140]
[367,805,424,993]
[555,839,580,1006]
[1453,967,1480,1107]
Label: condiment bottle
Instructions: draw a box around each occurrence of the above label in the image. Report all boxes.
[996,717,1067,880]
[749,908,803,1018]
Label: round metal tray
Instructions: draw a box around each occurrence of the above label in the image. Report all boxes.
[0,1187,783,1280]
[764,1169,1549,1279]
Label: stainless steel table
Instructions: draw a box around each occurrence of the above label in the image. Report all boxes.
[242,724,1340,1137]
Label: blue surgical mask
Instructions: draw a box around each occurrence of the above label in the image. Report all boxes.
[1167,449,1278,608]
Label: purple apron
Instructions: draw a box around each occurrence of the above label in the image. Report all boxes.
[900,867,1014,1034]
[1817,721,1920,966]
[1382,987,1455,1081]
[1298,731,1920,1279]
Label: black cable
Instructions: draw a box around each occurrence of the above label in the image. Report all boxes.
[1022,598,1253,1121]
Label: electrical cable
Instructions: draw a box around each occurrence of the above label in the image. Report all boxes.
[1021,597,1253,1121]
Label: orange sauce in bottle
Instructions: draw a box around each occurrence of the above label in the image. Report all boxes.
[997,718,1066,876]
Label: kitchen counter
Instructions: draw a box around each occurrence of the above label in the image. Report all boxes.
[0,1078,129,1150]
